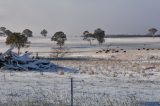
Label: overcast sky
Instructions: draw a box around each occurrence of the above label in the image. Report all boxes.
[0,0,160,36]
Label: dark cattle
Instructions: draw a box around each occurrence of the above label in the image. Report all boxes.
[115,50,119,53]
[105,50,110,53]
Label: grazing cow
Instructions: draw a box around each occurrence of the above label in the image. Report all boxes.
[115,50,119,53]
[105,50,110,53]
[106,50,110,52]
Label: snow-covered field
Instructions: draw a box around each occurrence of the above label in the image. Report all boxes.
[1,36,160,105]
[1,36,160,55]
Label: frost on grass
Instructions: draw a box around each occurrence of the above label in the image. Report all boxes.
[0,37,160,105]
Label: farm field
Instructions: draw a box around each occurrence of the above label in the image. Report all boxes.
[1,0,160,105]
[0,36,160,105]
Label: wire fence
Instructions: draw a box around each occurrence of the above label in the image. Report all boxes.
[0,71,160,106]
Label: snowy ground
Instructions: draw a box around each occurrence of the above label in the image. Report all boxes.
[0,36,160,105]
[1,36,160,55]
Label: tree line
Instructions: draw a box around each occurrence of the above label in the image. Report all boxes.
[0,27,158,55]
[0,27,68,55]
[0,27,105,55]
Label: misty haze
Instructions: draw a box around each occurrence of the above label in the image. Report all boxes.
[0,0,160,106]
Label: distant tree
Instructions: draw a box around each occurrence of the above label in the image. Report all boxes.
[5,33,29,55]
[22,29,33,37]
[94,28,105,45]
[83,31,89,35]
[41,29,48,37]
[5,30,12,36]
[0,32,4,36]
[0,27,6,36]
[51,31,67,49]
[0,27,6,33]
[83,31,95,45]
[148,28,158,38]
[0,27,13,36]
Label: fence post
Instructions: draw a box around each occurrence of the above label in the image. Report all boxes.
[36,52,39,58]
[71,78,73,106]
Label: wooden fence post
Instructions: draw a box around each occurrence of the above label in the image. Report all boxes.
[71,78,73,106]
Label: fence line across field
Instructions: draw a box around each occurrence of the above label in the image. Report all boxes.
[0,72,159,105]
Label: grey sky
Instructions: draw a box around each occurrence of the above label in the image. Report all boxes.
[0,0,160,36]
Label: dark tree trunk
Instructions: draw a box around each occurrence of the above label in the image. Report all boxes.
[89,40,92,46]
[18,47,20,55]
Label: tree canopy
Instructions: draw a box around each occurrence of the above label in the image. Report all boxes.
[83,31,95,45]
[0,27,12,36]
[41,29,48,37]
[5,33,29,55]
[0,27,6,33]
[51,31,67,48]
[94,28,105,45]
[22,29,33,37]
[148,28,158,37]
[5,30,13,36]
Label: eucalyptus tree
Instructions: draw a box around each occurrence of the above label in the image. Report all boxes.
[41,29,48,37]
[83,31,95,45]
[5,33,29,55]
[94,28,105,45]
[0,27,6,36]
[0,27,12,36]
[5,30,12,36]
[0,27,13,36]
[0,27,6,33]
[51,31,67,49]
[148,28,158,38]
[22,29,33,37]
